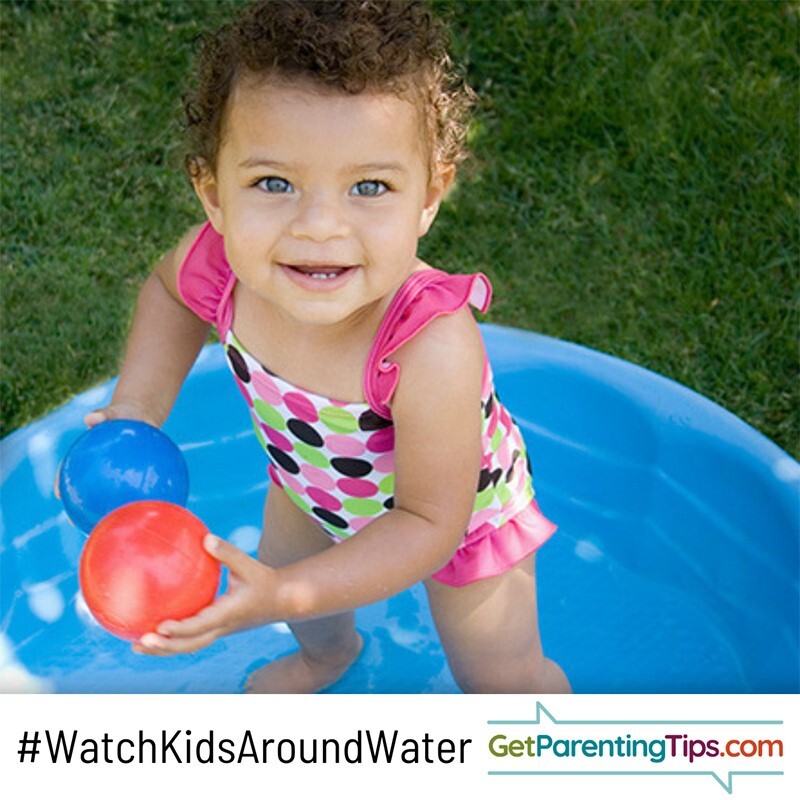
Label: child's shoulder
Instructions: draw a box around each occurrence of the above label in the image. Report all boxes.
[392,301,484,378]
[367,265,490,418]
[387,301,485,441]
[391,265,488,367]
[388,278,486,417]
[150,223,208,302]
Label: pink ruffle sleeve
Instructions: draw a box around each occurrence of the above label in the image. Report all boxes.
[177,223,236,337]
[363,269,492,419]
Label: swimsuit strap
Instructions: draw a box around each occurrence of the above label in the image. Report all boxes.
[363,269,492,419]
[177,222,236,338]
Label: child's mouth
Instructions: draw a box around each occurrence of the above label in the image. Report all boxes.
[280,263,356,291]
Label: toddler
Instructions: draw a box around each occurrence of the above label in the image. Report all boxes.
[89,0,570,694]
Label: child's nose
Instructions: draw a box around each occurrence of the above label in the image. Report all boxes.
[288,192,349,242]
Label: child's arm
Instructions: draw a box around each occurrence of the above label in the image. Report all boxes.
[135,308,485,655]
[86,226,211,428]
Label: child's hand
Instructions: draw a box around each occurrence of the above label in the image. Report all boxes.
[84,401,160,429]
[54,402,162,499]
[132,535,279,656]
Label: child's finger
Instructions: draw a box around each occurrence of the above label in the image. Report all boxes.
[155,595,235,639]
[204,534,259,577]
[134,630,219,656]
[84,409,108,428]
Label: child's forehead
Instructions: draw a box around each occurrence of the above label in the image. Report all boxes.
[232,73,420,118]
[224,74,429,158]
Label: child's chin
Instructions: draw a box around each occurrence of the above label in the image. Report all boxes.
[285,299,362,328]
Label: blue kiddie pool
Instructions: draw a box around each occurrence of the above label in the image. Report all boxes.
[2,325,798,693]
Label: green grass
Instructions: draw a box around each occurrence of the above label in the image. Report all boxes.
[2,0,798,457]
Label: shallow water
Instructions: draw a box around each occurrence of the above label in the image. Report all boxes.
[2,328,797,693]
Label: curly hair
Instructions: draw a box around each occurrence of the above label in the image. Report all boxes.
[183,0,475,178]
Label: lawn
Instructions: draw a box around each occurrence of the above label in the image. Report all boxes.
[1,0,797,457]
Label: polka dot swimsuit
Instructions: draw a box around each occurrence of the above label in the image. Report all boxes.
[225,330,398,540]
[179,223,556,586]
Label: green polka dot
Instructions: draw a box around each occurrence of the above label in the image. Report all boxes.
[496,482,512,506]
[284,486,312,515]
[319,406,359,433]
[490,427,503,453]
[254,399,287,430]
[378,474,395,494]
[294,441,330,468]
[474,485,496,511]
[343,497,384,516]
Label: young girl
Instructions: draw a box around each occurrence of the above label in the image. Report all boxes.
[88,0,570,694]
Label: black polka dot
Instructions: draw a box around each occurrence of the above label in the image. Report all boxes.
[506,450,521,482]
[478,468,492,492]
[227,345,250,382]
[313,507,348,530]
[267,445,300,474]
[358,409,392,431]
[490,468,503,486]
[383,496,395,510]
[483,392,494,419]
[331,457,372,478]
[287,418,324,447]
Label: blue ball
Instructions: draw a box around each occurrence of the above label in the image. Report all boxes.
[58,420,189,532]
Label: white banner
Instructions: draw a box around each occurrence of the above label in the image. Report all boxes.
[1,694,797,799]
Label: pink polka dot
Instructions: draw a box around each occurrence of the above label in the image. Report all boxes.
[495,438,513,470]
[235,378,254,406]
[468,508,498,530]
[485,409,499,440]
[307,487,342,511]
[267,464,283,487]
[252,371,282,405]
[337,478,379,498]
[349,517,375,532]
[374,453,395,473]
[325,434,366,457]
[300,463,336,491]
[366,427,394,453]
[283,392,319,423]
[264,426,292,451]
[280,470,305,496]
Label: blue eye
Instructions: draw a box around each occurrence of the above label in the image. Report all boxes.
[257,176,294,194]
[350,180,389,197]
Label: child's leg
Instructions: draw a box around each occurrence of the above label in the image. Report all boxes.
[245,484,363,693]
[424,554,570,693]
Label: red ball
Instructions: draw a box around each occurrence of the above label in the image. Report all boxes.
[79,501,221,641]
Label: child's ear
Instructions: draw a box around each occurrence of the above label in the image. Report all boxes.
[418,164,456,237]
[192,165,224,233]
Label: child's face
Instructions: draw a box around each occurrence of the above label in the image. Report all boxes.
[194,76,452,329]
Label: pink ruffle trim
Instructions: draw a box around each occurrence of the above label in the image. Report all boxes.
[431,500,557,587]
[177,222,236,337]
[364,269,492,419]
